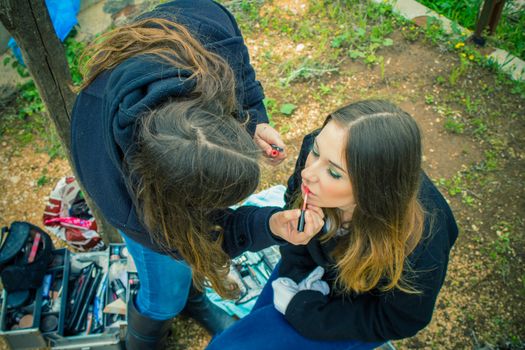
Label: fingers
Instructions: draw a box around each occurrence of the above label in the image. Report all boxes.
[269,209,323,246]
[277,209,299,223]
[306,204,324,219]
[286,210,323,245]
[304,209,324,234]
[262,144,287,165]
[254,123,287,165]
[269,210,300,241]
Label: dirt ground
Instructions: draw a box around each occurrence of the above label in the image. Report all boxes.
[1,0,524,349]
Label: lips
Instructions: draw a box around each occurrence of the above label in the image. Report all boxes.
[301,183,312,196]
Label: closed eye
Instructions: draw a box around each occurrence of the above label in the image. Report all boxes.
[311,145,320,157]
[328,168,342,179]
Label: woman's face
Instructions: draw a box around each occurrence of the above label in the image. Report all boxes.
[301,121,356,217]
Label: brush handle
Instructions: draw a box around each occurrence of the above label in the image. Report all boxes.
[297,211,306,232]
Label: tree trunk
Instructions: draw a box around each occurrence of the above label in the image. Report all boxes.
[0,0,121,243]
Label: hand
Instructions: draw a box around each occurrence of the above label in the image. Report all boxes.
[272,277,299,314]
[298,266,330,296]
[254,123,286,165]
[269,205,325,245]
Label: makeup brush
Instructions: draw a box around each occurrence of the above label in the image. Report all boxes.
[297,188,309,232]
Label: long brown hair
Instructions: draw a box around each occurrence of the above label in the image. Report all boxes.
[303,100,424,294]
[80,18,259,298]
[79,17,237,112]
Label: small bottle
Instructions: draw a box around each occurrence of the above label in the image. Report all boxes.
[110,246,121,261]
[111,279,126,302]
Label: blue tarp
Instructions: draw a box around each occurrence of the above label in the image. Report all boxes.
[8,0,81,65]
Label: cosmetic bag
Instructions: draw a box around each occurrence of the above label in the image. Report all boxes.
[0,221,54,292]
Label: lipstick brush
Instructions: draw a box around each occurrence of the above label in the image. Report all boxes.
[297,189,309,232]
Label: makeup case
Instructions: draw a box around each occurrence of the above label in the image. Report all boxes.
[0,244,133,350]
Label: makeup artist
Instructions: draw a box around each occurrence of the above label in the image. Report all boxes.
[70,1,323,348]
[207,100,458,350]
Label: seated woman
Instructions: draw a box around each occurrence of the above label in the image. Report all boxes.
[207,100,458,349]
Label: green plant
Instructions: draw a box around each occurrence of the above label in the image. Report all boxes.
[17,80,45,119]
[424,16,449,45]
[308,0,399,67]
[444,116,465,134]
[279,59,338,87]
[463,95,480,114]
[436,167,481,206]
[37,174,49,187]
[449,56,469,85]
[64,36,86,85]
[435,75,446,85]
[318,83,332,95]
[482,150,499,171]
[400,24,421,42]
[437,174,462,196]
[279,103,297,116]
[229,0,262,31]
[487,221,514,278]
[471,118,487,136]
[263,98,277,126]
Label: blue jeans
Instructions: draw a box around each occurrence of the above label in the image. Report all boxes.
[207,263,383,350]
[120,231,193,320]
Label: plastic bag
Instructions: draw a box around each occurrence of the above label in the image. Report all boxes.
[7,0,81,65]
[43,176,105,251]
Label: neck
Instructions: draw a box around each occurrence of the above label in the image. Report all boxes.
[340,206,355,223]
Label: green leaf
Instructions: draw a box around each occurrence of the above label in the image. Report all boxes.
[349,50,365,59]
[280,103,297,115]
[365,54,377,64]
[37,175,49,187]
[383,38,394,46]
[263,97,276,109]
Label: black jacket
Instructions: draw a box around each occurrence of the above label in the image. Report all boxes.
[279,131,459,341]
[71,0,281,255]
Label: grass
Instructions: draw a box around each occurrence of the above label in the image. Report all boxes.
[1,33,85,159]
[416,0,525,60]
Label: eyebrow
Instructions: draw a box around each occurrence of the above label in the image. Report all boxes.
[314,140,347,174]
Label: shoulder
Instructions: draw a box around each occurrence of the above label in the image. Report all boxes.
[137,0,238,41]
[410,172,459,268]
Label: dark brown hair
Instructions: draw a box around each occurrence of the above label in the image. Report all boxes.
[300,100,424,294]
[80,18,259,298]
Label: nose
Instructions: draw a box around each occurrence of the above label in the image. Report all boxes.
[301,161,319,186]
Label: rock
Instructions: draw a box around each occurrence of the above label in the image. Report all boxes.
[9,175,20,184]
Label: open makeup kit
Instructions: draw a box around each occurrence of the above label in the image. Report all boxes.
[0,222,136,349]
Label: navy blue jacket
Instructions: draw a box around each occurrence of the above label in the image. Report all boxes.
[279,131,459,342]
[71,0,281,255]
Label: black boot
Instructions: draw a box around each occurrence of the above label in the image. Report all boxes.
[181,285,237,335]
[126,296,172,350]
